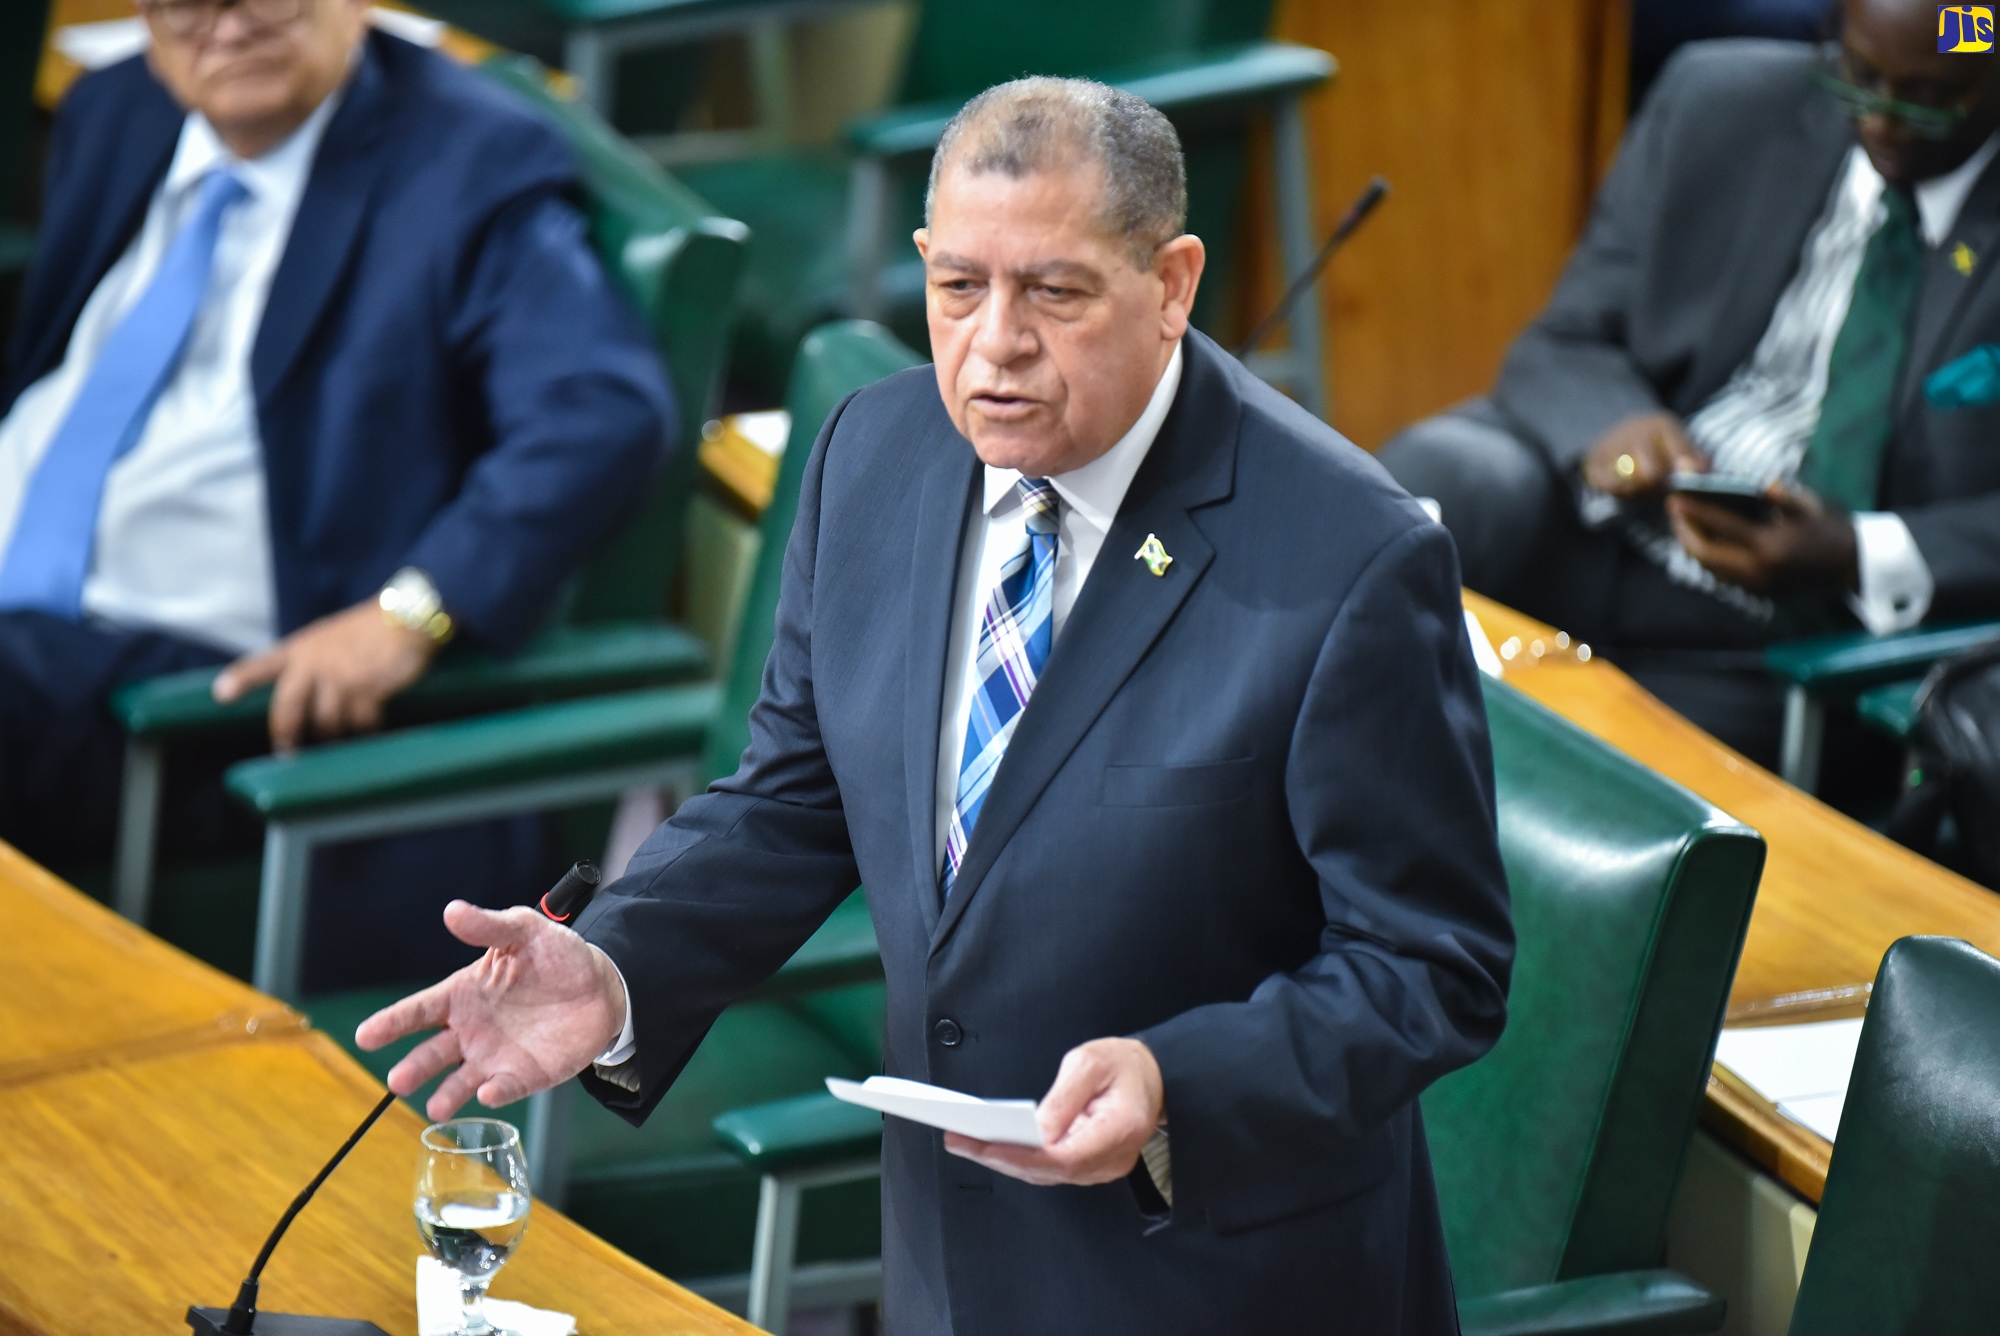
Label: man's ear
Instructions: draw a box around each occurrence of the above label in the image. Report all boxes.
[913,228,931,264]
[1154,234,1206,340]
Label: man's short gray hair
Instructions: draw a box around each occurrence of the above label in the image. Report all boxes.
[925,77,1187,269]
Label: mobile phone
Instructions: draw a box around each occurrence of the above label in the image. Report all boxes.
[1666,472,1778,523]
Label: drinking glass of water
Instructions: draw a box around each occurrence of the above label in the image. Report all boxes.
[415,1118,532,1335]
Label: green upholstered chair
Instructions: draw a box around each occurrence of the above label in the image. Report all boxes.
[287,322,916,1310]
[1428,678,1763,1335]
[707,674,1765,1336]
[1765,620,2000,792]
[1786,935,2000,1335]
[103,56,745,945]
[674,0,1335,410]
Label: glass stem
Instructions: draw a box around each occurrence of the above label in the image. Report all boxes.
[460,1277,491,1334]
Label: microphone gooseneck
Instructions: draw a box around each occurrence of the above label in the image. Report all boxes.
[221,1090,397,1335]
[1236,175,1391,360]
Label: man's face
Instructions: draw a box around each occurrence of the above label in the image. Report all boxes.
[141,0,367,155]
[1842,0,2000,184]
[915,160,1203,478]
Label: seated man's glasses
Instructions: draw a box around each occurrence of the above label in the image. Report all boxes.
[138,0,309,43]
[1815,48,1991,142]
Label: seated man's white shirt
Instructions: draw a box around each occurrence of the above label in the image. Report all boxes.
[595,340,1187,1070]
[0,90,340,654]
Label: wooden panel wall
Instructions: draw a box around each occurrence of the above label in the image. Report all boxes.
[1246,0,1629,449]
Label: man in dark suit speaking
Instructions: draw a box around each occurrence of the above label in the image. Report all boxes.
[362,78,1512,1333]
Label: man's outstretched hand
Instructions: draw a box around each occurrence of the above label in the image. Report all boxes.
[944,1038,1164,1187]
[355,901,628,1122]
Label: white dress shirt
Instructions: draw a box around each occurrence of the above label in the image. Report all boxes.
[1639,135,2000,633]
[0,91,340,654]
[595,342,1187,1074]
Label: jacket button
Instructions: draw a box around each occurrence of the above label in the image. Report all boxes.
[934,1018,962,1047]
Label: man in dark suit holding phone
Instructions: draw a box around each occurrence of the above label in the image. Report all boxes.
[1381,0,2000,769]
[359,77,1513,1334]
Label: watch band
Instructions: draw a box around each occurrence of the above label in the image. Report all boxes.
[378,567,455,645]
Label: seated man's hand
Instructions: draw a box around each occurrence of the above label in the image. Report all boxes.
[355,901,628,1122]
[212,599,439,751]
[944,1037,1164,1187]
[1581,413,1706,497]
[1668,486,1859,595]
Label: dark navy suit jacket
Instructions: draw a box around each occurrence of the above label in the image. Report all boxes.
[2,31,672,651]
[577,332,1513,1333]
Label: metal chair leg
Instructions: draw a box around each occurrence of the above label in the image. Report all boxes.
[747,1173,806,1334]
[846,155,890,321]
[1271,91,1326,420]
[1780,685,1826,793]
[112,739,164,924]
[523,1083,575,1208]
[566,25,612,115]
[253,823,314,1004]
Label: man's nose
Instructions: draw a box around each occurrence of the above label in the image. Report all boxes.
[970,289,1036,366]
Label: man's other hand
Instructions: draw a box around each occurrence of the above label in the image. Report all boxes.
[212,598,438,751]
[1581,413,1706,497]
[1668,486,1859,595]
[355,902,628,1121]
[944,1037,1164,1187]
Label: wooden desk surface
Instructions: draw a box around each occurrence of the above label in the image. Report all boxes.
[0,842,757,1335]
[1465,593,2000,1202]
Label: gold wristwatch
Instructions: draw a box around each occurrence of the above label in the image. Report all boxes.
[378,567,455,645]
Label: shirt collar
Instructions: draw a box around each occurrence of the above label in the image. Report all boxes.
[981,339,1185,528]
[1914,130,2000,247]
[162,73,347,206]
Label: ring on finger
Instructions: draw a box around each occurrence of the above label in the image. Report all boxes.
[1615,453,1637,478]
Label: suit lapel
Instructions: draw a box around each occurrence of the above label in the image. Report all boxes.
[931,334,1239,951]
[250,33,398,407]
[1698,96,1852,398]
[903,423,980,939]
[1899,154,2000,417]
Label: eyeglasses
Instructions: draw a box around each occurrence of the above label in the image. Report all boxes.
[1816,49,1990,141]
[138,0,308,43]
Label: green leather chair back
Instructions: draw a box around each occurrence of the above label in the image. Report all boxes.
[1423,681,1766,1300]
[895,0,1272,103]
[1788,936,2000,1335]
[479,56,748,626]
[700,320,924,784]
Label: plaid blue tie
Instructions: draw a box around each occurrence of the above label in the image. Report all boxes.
[944,478,1059,896]
[0,168,248,616]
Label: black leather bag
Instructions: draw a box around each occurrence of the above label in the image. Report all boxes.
[1887,641,2000,886]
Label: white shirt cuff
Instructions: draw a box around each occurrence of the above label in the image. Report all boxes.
[594,954,637,1066]
[1849,512,1934,636]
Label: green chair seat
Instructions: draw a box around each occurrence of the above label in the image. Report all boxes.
[1459,1271,1728,1336]
[111,621,710,742]
[713,1091,882,1176]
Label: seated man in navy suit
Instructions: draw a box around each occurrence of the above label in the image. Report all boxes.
[360,78,1511,1333]
[0,0,672,985]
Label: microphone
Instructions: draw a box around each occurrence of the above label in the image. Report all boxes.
[186,1090,398,1335]
[539,859,602,925]
[1235,175,1391,359]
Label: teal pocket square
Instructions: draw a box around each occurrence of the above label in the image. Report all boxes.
[1926,343,2000,408]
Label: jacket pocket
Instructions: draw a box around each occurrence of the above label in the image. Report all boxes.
[1100,757,1255,808]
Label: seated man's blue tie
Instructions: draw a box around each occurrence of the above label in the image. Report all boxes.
[0,168,248,616]
[944,478,1058,897]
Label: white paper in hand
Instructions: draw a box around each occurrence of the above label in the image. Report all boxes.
[827,1075,1044,1146]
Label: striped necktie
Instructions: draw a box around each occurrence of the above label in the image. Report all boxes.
[0,168,248,616]
[944,478,1059,896]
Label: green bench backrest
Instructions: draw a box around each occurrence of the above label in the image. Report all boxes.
[701,321,925,783]
[1422,680,1766,1300]
[895,0,1272,102]
[479,56,748,626]
[0,1,46,233]
[1788,936,2000,1334]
